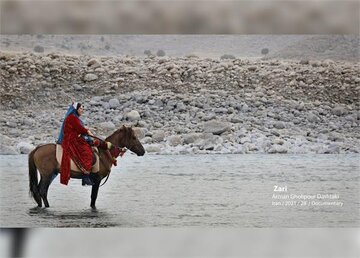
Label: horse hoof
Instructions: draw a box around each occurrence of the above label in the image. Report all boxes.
[91,205,97,210]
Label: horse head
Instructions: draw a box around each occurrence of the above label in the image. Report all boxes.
[114,125,145,156]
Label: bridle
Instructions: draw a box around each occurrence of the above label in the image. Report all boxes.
[87,134,127,187]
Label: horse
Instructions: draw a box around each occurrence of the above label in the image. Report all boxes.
[28,125,145,209]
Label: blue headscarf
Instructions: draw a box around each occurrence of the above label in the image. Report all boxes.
[56,103,84,144]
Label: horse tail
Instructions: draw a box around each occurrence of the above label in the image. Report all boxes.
[28,146,41,206]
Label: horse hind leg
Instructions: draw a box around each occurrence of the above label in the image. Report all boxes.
[33,189,42,208]
[39,171,57,208]
[30,182,42,207]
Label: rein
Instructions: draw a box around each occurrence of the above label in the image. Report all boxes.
[88,134,127,153]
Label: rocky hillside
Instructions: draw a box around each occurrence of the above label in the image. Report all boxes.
[0,51,359,155]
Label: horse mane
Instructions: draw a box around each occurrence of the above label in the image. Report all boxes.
[105,125,134,143]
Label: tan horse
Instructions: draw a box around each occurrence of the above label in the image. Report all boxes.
[28,125,145,209]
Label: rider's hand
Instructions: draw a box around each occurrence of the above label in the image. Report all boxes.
[87,130,94,137]
[106,142,113,150]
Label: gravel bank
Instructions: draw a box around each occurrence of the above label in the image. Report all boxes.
[1,51,359,155]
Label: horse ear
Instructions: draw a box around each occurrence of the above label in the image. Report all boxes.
[121,125,130,135]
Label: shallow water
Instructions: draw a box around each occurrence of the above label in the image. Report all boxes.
[0,154,359,227]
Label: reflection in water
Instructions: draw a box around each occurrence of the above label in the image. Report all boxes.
[27,208,116,228]
[29,207,101,218]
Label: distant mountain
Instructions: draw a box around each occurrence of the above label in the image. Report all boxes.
[0,35,307,58]
[265,35,359,62]
[1,35,358,61]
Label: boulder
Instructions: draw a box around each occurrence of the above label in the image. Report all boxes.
[0,144,18,155]
[332,105,347,116]
[133,127,147,139]
[84,73,98,82]
[152,131,165,142]
[16,142,34,154]
[247,144,259,151]
[87,59,101,68]
[167,135,182,146]
[33,45,44,53]
[194,134,223,151]
[142,137,153,144]
[99,121,115,130]
[153,122,162,128]
[73,84,82,91]
[125,110,141,121]
[324,143,340,154]
[273,121,286,129]
[8,67,17,73]
[240,137,251,144]
[102,102,110,109]
[231,116,242,123]
[203,120,230,135]
[268,145,288,154]
[113,114,123,123]
[146,144,162,153]
[183,133,201,144]
[273,138,285,145]
[109,98,120,108]
[270,130,281,137]
[0,134,15,145]
[248,66,257,72]
[307,113,319,123]
[137,121,148,128]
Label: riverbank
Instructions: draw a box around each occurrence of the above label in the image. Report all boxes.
[0,51,359,154]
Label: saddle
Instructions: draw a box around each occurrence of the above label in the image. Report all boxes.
[56,144,100,173]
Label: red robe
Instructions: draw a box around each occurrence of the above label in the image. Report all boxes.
[60,114,93,185]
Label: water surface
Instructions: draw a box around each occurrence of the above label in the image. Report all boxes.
[0,154,358,227]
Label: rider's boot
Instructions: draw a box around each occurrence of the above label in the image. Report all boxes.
[82,173,94,186]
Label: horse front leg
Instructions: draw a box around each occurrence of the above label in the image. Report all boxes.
[90,173,101,209]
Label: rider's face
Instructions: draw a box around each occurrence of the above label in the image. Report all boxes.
[77,106,84,116]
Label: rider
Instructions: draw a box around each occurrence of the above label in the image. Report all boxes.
[57,102,112,186]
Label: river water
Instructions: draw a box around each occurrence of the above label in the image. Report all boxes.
[0,154,358,227]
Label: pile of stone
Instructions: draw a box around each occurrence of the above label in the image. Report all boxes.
[0,52,359,155]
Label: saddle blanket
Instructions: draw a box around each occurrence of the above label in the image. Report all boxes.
[56,144,100,173]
